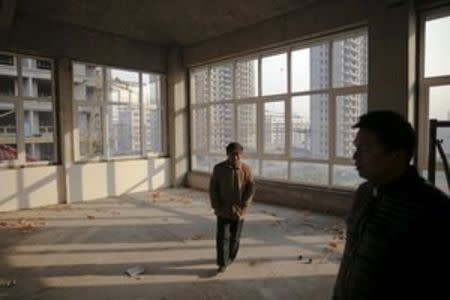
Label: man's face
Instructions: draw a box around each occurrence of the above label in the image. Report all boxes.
[353,128,400,184]
[227,150,242,166]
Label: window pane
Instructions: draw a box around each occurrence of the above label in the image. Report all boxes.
[210,103,233,153]
[190,68,209,104]
[243,158,259,176]
[292,94,329,159]
[333,165,364,188]
[210,63,233,101]
[77,105,103,158]
[291,162,328,185]
[192,107,207,152]
[21,58,53,99]
[291,43,329,93]
[264,101,285,154]
[262,160,288,180]
[107,68,139,104]
[332,33,368,88]
[143,73,162,153]
[237,104,257,152]
[236,59,258,98]
[0,54,18,96]
[425,15,450,77]
[144,108,161,153]
[143,74,161,107]
[429,85,450,163]
[107,104,141,156]
[0,102,17,161]
[336,93,367,158]
[24,100,55,162]
[192,154,209,172]
[73,63,103,102]
[262,53,287,95]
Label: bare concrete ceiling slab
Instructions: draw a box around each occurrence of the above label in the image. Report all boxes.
[15,0,317,46]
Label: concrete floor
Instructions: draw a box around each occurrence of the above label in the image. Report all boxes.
[0,188,345,300]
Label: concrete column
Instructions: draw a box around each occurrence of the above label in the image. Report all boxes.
[167,47,189,187]
[368,0,416,118]
[57,58,75,203]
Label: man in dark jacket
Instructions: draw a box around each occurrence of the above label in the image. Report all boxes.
[333,110,450,300]
[209,142,255,273]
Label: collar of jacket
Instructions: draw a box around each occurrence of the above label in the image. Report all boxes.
[376,166,422,195]
[226,162,242,170]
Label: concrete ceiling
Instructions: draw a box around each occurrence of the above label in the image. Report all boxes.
[15,0,317,46]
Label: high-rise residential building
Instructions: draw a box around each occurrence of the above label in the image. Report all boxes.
[0,55,54,161]
[310,35,368,158]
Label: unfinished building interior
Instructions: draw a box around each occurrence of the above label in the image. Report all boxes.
[1,0,450,299]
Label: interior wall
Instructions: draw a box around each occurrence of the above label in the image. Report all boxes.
[0,166,64,211]
[183,0,421,215]
[66,159,170,203]
[1,15,167,72]
[184,0,368,66]
[0,13,173,212]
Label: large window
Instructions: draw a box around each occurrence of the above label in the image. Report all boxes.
[418,9,450,193]
[0,53,56,165]
[190,29,368,189]
[72,62,165,160]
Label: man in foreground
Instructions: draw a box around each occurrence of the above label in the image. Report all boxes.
[333,110,450,300]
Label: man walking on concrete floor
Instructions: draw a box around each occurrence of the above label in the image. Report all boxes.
[209,142,255,273]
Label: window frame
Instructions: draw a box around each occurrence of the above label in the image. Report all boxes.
[417,7,450,185]
[0,51,57,167]
[189,28,368,190]
[72,61,167,162]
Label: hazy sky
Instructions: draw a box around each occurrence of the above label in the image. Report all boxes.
[426,15,450,120]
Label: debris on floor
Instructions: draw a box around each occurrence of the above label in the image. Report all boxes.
[248,258,271,266]
[125,266,145,277]
[297,255,312,264]
[0,279,16,288]
[0,218,46,233]
[190,233,205,240]
[271,219,281,227]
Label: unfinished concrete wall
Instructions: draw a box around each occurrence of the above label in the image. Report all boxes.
[66,159,170,203]
[184,0,368,66]
[188,173,352,216]
[1,15,166,72]
[0,166,64,211]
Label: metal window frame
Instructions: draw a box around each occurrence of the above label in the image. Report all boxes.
[72,62,167,162]
[417,7,450,174]
[188,28,368,190]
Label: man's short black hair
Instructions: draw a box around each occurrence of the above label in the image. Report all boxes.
[226,142,244,154]
[353,110,416,161]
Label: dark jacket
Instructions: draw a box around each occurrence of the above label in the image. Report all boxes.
[333,166,450,300]
[209,160,255,219]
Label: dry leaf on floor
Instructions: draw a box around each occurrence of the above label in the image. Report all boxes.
[86,215,95,219]
[328,242,337,248]
[271,220,281,227]
[191,233,205,240]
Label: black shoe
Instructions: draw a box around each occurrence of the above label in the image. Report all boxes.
[217,266,227,273]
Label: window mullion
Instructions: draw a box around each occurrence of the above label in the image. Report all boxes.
[103,67,109,159]
[16,55,26,165]
[139,73,145,157]
[328,40,335,187]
